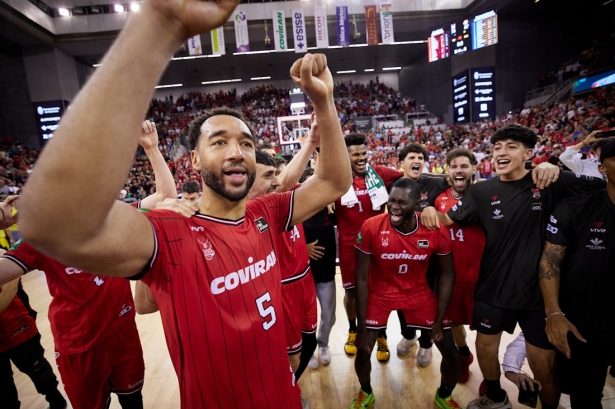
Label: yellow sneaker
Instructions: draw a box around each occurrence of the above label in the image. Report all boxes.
[376,336,390,362]
[344,331,357,355]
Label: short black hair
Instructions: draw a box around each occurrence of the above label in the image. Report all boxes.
[591,138,612,154]
[256,150,276,167]
[259,143,275,152]
[344,133,366,147]
[181,181,201,194]
[389,177,421,203]
[188,107,255,151]
[446,148,477,166]
[490,125,537,149]
[398,143,427,162]
[273,157,287,168]
[299,168,314,183]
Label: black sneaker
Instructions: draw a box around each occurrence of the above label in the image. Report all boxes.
[46,390,67,409]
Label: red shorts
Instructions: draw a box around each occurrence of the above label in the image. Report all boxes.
[365,293,450,331]
[55,321,145,409]
[338,238,356,289]
[282,272,317,355]
[446,282,475,326]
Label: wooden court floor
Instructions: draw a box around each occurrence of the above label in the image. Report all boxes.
[12,269,615,409]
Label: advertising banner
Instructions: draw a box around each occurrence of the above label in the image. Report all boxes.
[187,35,202,55]
[380,2,394,44]
[336,6,349,47]
[211,27,225,55]
[314,6,329,48]
[273,10,288,51]
[292,9,307,53]
[233,10,250,53]
[365,5,378,46]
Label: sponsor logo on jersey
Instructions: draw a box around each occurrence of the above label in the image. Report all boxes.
[492,209,504,220]
[366,319,379,325]
[381,237,389,247]
[197,239,216,260]
[490,196,500,205]
[119,304,132,317]
[380,231,390,235]
[355,189,369,196]
[546,224,558,234]
[531,188,541,200]
[532,203,543,211]
[420,202,428,208]
[12,324,30,336]
[550,215,557,224]
[357,232,363,244]
[586,238,606,251]
[210,251,277,294]
[128,379,144,390]
[418,240,429,248]
[190,226,204,232]
[381,251,427,260]
[93,276,105,286]
[54,352,60,359]
[65,267,83,275]
[591,222,606,233]
[254,217,269,233]
[9,239,23,251]
[420,192,428,201]
[452,205,458,211]
[440,202,447,211]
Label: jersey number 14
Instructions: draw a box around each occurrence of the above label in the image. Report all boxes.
[449,228,464,242]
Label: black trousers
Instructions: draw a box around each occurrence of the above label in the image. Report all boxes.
[557,333,615,409]
[0,333,60,409]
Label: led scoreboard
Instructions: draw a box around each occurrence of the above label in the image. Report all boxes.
[428,28,449,62]
[452,70,470,124]
[471,67,496,122]
[450,19,471,56]
[472,10,498,50]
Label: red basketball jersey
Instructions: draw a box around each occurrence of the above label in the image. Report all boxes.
[335,166,402,241]
[3,241,136,354]
[354,213,452,300]
[140,191,301,409]
[434,188,486,284]
[0,294,38,353]
[275,223,311,283]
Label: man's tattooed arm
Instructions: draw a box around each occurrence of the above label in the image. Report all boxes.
[539,241,567,314]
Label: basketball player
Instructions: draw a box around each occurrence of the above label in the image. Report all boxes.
[351,178,461,409]
[16,0,352,403]
[181,181,201,203]
[0,276,67,409]
[0,122,176,409]
[539,139,615,408]
[336,133,402,362]
[434,149,486,383]
[421,125,605,409]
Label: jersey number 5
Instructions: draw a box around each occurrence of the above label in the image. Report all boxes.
[256,292,277,331]
[449,228,464,242]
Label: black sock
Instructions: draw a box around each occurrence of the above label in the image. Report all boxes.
[377,329,387,339]
[457,345,470,357]
[360,382,372,395]
[485,379,505,403]
[349,319,357,332]
[117,390,144,409]
[438,382,455,399]
[46,390,67,408]
[541,404,558,409]
[418,331,433,349]
[295,332,317,381]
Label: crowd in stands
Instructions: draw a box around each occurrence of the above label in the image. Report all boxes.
[0,137,37,199]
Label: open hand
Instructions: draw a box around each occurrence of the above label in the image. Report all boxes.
[155,197,198,218]
[307,240,325,260]
[506,372,542,392]
[545,314,586,358]
[290,54,333,105]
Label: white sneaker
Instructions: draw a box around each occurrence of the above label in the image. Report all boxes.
[319,346,331,366]
[308,354,319,370]
[397,335,418,356]
[467,393,512,409]
[417,346,433,367]
[301,397,312,409]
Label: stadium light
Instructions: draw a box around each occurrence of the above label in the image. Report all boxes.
[336,70,356,74]
[364,69,375,72]
[130,2,139,11]
[251,77,271,81]
[383,67,402,71]
[154,84,182,89]
[114,4,125,12]
[58,8,70,16]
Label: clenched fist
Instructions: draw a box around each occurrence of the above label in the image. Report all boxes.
[290,54,333,106]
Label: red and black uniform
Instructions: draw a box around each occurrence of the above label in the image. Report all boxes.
[3,242,144,409]
[355,213,452,330]
[133,191,302,409]
[435,188,486,325]
[336,166,402,289]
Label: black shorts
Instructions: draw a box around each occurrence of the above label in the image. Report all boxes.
[472,301,554,350]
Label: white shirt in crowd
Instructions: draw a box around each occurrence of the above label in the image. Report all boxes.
[559,146,603,178]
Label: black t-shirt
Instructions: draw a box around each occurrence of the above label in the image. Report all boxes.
[545,190,615,341]
[448,171,605,311]
[415,175,449,211]
[303,208,337,283]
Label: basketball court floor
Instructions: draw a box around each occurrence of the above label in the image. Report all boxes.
[12,269,615,409]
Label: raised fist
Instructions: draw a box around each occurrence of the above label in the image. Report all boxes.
[290,54,333,105]
[139,120,159,150]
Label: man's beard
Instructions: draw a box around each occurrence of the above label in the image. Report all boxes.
[201,164,256,202]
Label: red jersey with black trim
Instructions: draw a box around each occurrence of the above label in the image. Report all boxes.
[435,188,486,284]
[2,241,136,354]
[0,294,38,353]
[335,165,402,241]
[354,213,452,300]
[140,191,301,409]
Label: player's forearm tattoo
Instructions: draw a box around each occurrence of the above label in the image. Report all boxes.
[539,243,566,281]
